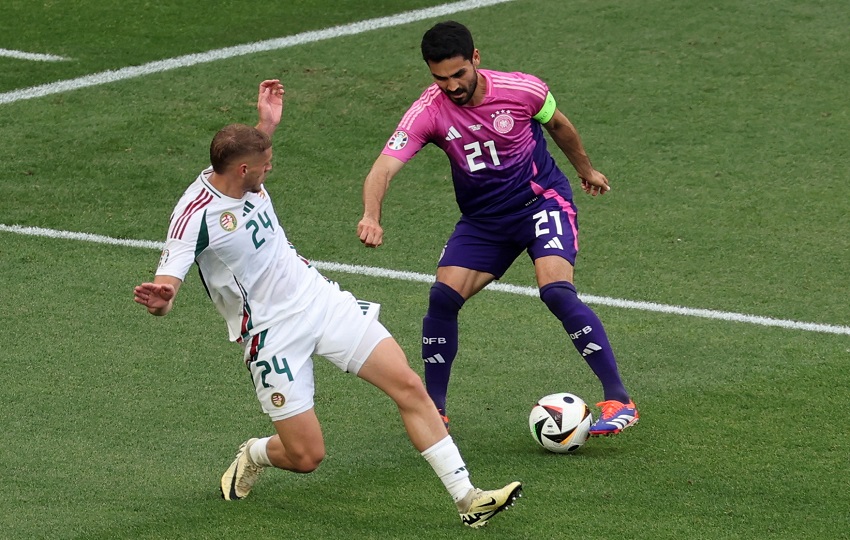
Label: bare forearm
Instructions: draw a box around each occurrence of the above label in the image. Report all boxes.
[549,120,594,179]
[363,154,406,217]
[362,167,391,222]
[256,121,277,138]
[358,155,404,248]
[542,107,599,179]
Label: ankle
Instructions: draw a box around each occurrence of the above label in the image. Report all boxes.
[455,487,477,512]
[248,437,273,467]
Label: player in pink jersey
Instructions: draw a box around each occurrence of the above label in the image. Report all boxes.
[358,21,638,436]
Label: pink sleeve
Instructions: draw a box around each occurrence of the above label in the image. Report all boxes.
[379,88,438,163]
[514,72,549,116]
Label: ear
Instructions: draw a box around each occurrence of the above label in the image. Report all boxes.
[472,49,481,67]
[239,163,249,176]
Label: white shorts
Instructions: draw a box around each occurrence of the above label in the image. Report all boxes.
[242,292,390,421]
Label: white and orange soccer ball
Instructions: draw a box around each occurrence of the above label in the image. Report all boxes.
[529,393,593,453]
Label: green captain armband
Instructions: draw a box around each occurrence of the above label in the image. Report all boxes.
[532,92,557,124]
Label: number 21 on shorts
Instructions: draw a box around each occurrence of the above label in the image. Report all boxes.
[533,209,563,237]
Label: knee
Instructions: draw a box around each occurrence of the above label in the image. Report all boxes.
[426,282,465,319]
[392,369,431,407]
[539,281,580,318]
[287,448,325,473]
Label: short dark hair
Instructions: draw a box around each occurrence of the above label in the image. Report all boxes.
[421,21,474,63]
[209,124,271,173]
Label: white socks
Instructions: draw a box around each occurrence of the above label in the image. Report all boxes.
[248,436,274,467]
[421,435,474,505]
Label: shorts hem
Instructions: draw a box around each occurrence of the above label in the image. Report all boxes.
[267,400,314,422]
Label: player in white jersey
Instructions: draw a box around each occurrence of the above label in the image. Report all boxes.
[133,79,521,528]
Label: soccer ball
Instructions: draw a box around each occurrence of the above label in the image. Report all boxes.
[529,393,593,453]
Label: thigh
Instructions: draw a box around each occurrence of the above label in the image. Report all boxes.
[438,216,523,279]
[244,327,316,422]
[526,195,580,266]
[314,290,383,373]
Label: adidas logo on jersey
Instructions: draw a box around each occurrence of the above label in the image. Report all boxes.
[445,126,461,141]
[242,201,255,216]
[543,238,564,250]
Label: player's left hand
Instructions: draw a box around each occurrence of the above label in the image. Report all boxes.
[580,169,610,197]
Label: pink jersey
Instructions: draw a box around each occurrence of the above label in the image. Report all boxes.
[382,69,572,217]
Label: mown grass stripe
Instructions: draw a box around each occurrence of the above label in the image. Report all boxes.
[3,223,847,336]
[0,0,515,105]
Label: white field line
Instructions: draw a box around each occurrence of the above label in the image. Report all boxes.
[0,0,515,105]
[0,48,70,62]
[3,223,849,336]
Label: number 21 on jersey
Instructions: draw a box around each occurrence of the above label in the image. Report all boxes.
[464,140,501,172]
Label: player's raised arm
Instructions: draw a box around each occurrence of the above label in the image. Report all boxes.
[134,275,183,316]
[358,154,405,248]
[543,109,610,197]
[256,79,285,137]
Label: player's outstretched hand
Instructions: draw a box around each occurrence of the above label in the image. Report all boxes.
[134,282,175,311]
[357,217,384,248]
[579,169,611,197]
[257,79,284,129]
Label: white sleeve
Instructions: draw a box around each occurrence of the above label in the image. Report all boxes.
[156,237,196,281]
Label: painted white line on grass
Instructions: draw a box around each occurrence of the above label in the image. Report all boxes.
[0,0,515,105]
[0,48,70,62]
[3,223,849,336]
[1,224,163,250]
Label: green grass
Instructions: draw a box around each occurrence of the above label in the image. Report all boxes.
[2,0,849,538]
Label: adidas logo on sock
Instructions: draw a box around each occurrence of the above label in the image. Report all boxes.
[424,354,446,364]
[445,126,461,141]
[581,342,602,357]
[543,237,564,250]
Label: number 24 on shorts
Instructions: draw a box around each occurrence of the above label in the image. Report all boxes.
[255,356,293,388]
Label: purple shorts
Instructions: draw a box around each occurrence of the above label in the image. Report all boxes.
[438,189,580,278]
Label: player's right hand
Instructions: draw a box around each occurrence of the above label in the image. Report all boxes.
[357,217,384,248]
[133,282,175,309]
[257,79,284,129]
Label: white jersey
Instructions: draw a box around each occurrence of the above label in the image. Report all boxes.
[156,166,337,342]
